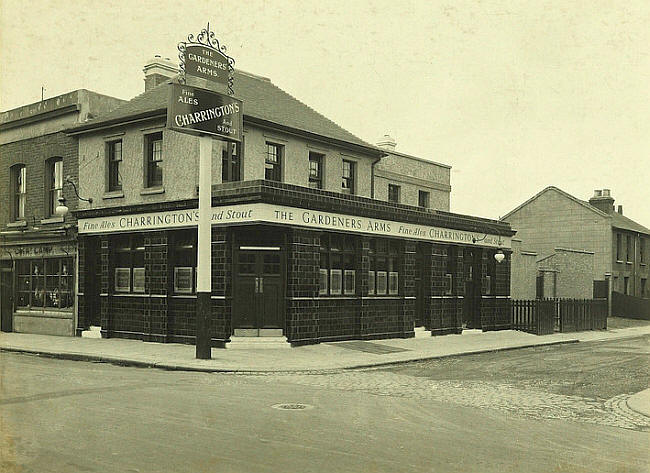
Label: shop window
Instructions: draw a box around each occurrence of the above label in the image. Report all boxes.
[114,235,145,293]
[309,152,323,189]
[172,229,197,294]
[484,251,496,295]
[319,234,356,296]
[145,132,163,188]
[368,239,400,295]
[419,190,430,208]
[388,184,400,203]
[265,142,282,182]
[10,164,26,221]
[107,140,122,191]
[16,258,73,310]
[46,157,63,217]
[222,139,243,182]
[341,160,355,194]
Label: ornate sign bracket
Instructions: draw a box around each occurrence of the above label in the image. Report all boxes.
[177,23,235,95]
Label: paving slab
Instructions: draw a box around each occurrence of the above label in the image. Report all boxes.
[1,324,649,373]
[627,388,650,418]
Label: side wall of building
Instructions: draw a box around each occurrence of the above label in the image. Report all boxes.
[503,189,611,282]
[374,153,451,210]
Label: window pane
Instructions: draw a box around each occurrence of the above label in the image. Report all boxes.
[368,271,375,294]
[174,267,193,293]
[376,272,387,295]
[330,269,342,295]
[133,268,145,293]
[319,269,328,295]
[115,268,131,292]
[388,272,399,295]
[344,270,355,295]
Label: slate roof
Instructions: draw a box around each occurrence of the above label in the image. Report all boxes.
[66,70,378,153]
[502,186,650,236]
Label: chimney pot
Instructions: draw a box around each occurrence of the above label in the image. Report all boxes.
[617,205,623,214]
[594,190,602,197]
[376,134,397,151]
[603,189,611,197]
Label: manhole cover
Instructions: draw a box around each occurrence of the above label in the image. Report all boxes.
[271,403,313,410]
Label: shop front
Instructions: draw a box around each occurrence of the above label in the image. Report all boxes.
[0,236,77,336]
[75,181,514,346]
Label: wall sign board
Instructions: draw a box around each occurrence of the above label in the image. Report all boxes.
[78,203,511,249]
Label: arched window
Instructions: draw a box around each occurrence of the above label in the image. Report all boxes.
[10,164,26,221]
[46,157,63,217]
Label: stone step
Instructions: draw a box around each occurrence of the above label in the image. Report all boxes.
[81,326,102,338]
[227,336,291,349]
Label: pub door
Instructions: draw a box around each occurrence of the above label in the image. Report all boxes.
[414,243,430,328]
[0,269,13,332]
[232,247,284,335]
[463,248,482,329]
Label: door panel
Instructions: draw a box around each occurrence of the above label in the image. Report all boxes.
[232,247,285,332]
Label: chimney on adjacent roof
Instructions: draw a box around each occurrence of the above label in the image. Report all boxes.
[617,205,623,215]
[376,134,397,151]
[588,189,615,214]
[143,55,177,91]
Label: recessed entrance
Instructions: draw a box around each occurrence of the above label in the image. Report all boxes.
[232,234,285,336]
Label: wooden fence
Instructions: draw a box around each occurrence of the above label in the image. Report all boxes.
[510,298,607,335]
[612,291,650,320]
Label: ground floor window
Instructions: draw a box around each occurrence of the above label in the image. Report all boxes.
[114,235,145,293]
[368,239,399,295]
[16,257,74,310]
[319,234,356,295]
[172,229,197,294]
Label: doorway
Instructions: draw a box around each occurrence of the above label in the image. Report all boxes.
[1,269,13,332]
[463,248,482,329]
[232,244,284,336]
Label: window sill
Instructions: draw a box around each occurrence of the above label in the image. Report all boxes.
[626,261,633,265]
[140,187,165,196]
[40,216,64,225]
[6,220,27,228]
[103,191,124,200]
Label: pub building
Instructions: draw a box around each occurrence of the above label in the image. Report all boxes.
[65,56,514,346]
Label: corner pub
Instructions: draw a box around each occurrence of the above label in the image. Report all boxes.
[64,56,515,347]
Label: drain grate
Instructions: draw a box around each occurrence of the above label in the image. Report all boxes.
[271,403,313,410]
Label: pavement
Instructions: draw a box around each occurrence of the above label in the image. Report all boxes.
[1,324,649,374]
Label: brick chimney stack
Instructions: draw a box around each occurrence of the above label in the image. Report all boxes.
[143,55,177,91]
[588,189,615,214]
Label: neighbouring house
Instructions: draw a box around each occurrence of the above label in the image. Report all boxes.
[0,90,124,335]
[502,186,649,300]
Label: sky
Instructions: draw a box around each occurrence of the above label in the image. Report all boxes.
[1,0,648,226]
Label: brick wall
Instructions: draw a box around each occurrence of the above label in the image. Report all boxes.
[0,132,78,227]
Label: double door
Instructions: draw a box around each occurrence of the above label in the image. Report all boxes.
[232,247,284,333]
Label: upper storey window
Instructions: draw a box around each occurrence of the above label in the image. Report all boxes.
[10,164,26,221]
[342,160,355,195]
[418,190,430,208]
[46,157,63,218]
[107,140,122,191]
[145,132,163,188]
[222,140,243,182]
[265,142,282,182]
[308,152,323,189]
[388,184,400,203]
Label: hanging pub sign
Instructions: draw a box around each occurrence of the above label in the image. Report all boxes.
[178,23,235,94]
[168,83,243,141]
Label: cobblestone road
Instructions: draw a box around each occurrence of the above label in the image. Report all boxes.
[250,336,650,432]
